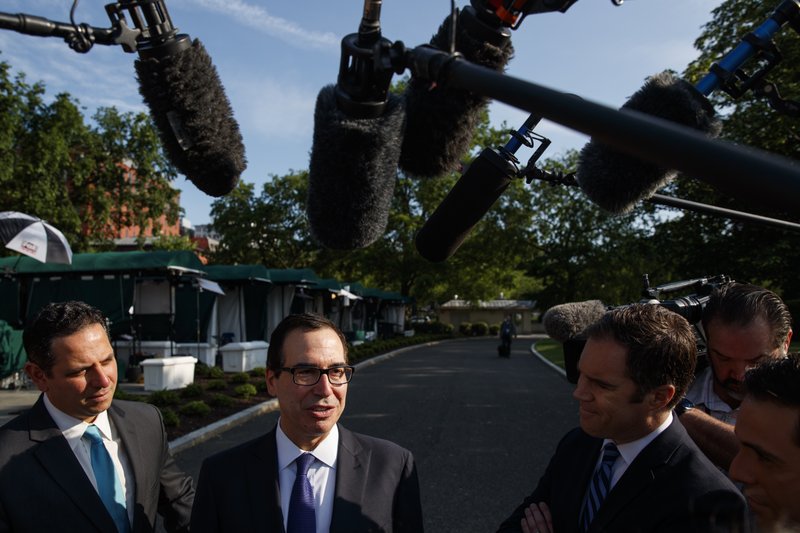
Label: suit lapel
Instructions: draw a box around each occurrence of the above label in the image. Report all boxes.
[250,429,285,532]
[28,396,117,533]
[330,425,368,532]
[590,419,681,531]
[109,401,150,531]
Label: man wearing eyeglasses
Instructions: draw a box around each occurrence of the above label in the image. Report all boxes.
[191,313,423,533]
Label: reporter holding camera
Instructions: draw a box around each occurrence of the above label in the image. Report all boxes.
[678,283,793,471]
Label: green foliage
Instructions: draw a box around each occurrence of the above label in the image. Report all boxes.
[471,322,489,336]
[179,400,211,417]
[489,324,500,336]
[113,388,139,401]
[249,367,266,377]
[209,393,235,408]
[194,363,212,378]
[458,323,472,336]
[206,379,228,391]
[180,383,205,399]
[208,366,225,379]
[230,372,251,384]
[159,408,180,428]
[233,383,258,398]
[0,59,181,253]
[146,390,180,407]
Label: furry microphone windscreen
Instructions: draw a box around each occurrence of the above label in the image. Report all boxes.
[576,71,722,214]
[307,84,406,249]
[398,10,514,178]
[543,300,607,342]
[135,39,246,197]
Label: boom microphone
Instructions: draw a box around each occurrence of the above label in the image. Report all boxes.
[131,4,245,198]
[576,1,799,213]
[306,0,405,249]
[542,300,607,342]
[576,71,721,214]
[415,147,516,262]
[398,4,514,178]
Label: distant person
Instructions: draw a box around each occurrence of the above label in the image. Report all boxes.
[679,283,792,470]
[730,353,800,532]
[0,301,194,532]
[497,304,746,533]
[499,315,516,358]
[191,313,423,532]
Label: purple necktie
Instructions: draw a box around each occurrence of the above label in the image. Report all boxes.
[287,453,316,533]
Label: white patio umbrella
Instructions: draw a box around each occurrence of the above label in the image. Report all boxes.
[0,211,73,264]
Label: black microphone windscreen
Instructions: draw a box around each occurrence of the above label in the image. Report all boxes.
[135,39,246,197]
[399,9,514,178]
[307,85,405,249]
[576,71,722,214]
[415,148,514,262]
[543,300,607,342]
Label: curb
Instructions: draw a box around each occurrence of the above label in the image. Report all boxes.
[530,342,567,379]
[167,338,453,453]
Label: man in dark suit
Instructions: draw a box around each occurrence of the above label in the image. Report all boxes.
[0,301,194,532]
[191,313,423,533]
[497,304,747,533]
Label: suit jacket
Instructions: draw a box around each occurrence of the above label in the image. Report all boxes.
[0,395,194,533]
[190,424,424,533]
[497,417,748,533]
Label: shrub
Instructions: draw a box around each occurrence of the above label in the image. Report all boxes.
[489,323,500,336]
[147,390,180,407]
[458,322,472,336]
[471,322,489,336]
[208,366,225,379]
[209,393,235,408]
[255,380,269,393]
[194,362,212,378]
[113,388,138,401]
[249,367,266,378]
[234,383,258,398]
[180,400,211,417]
[230,372,251,384]
[160,408,180,427]
[205,379,228,391]
[180,383,205,399]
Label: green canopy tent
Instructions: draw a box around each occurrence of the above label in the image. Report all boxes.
[265,268,320,337]
[203,265,272,344]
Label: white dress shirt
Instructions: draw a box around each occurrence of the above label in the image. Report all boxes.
[597,412,673,490]
[275,420,339,533]
[43,394,136,522]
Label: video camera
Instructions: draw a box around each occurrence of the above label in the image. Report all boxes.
[563,274,734,384]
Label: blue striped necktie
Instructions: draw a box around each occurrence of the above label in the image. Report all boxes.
[83,424,130,533]
[287,453,316,533]
[579,442,620,532]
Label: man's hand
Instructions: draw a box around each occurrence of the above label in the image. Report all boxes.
[521,502,553,533]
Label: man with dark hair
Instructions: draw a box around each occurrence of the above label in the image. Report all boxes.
[497,304,746,533]
[191,313,423,532]
[730,353,800,532]
[679,283,793,470]
[0,301,194,532]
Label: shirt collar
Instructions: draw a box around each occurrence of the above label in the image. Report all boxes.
[607,411,673,466]
[42,393,113,441]
[275,419,339,471]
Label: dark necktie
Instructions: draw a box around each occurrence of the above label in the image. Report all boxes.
[579,442,620,532]
[83,424,130,533]
[287,453,316,533]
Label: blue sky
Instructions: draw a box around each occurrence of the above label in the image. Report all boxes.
[1,0,722,226]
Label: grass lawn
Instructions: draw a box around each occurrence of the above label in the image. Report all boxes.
[533,339,564,368]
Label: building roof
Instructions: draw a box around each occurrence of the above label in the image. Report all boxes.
[440,299,537,310]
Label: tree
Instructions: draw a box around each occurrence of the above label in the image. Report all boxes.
[0,55,181,253]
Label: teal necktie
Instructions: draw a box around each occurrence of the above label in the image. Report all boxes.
[83,424,131,533]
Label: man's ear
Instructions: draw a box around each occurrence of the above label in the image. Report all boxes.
[24,362,49,392]
[783,328,793,354]
[266,368,279,396]
[650,384,676,410]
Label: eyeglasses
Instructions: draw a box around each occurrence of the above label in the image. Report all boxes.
[279,365,355,386]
